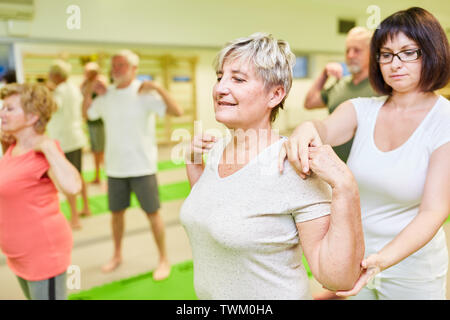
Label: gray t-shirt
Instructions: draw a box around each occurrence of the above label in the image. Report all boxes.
[180,136,332,300]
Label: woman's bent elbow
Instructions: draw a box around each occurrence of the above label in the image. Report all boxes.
[342,270,361,290]
[322,253,364,291]
[326,269,360,291]
[63,180,82,196]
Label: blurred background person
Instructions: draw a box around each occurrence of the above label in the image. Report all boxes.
[86,49,183,279]
[81,62,107,185]
[0,83,81,299]
[46,60,91,229]
[1,69,17,157]
[304,27,377,164]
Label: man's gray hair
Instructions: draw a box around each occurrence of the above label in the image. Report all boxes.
[84,61,100,72]
[49,59,72,80]
[347,26,373,44]
[114,49,140,67]
[214,33,296,122]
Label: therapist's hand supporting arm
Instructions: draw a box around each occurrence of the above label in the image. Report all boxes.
[336,142,450,297]
[279,100,357,178]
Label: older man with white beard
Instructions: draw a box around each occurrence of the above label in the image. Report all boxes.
[303,27,377,163]
[87,49,183,280]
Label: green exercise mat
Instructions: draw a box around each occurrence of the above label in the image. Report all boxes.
[68,258,313,300]
[302,255,313,278]
[61,181,191,219]
[69,260,197,300]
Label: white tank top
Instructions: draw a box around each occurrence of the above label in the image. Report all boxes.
[347,95,450,280]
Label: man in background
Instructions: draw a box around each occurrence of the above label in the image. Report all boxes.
[303,26,376,163]
[87,50,183,280]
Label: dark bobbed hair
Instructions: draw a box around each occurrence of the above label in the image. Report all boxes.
[369,7,450,95]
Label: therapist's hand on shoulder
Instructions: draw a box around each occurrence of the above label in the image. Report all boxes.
[308,145,354,189]
[278,121,322,178]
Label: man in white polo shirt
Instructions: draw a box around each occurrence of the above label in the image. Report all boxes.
[87,49,183,280]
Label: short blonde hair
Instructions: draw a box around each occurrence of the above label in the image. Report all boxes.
[0,83,57,134]
[113,49,140,67]
[214,32,296,122]
[49,59,72,80]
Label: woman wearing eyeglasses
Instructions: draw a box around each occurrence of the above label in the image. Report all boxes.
[280,7,450,299]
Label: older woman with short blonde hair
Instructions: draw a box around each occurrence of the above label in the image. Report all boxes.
[0,83,81,300]
[180,33,364,300]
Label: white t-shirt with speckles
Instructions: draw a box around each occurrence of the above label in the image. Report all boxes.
[180,136,332,300]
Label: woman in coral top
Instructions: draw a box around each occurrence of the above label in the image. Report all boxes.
[0,83,81,300]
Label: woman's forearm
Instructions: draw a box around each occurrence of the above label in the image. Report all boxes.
[304,70,328,109]
[311,120,329,145]
[186,160,205,188]
[185,135,216,188]
[376,210,448,272]
[185,144,204,187]
[42,143,82,196]
[318,177,364,290]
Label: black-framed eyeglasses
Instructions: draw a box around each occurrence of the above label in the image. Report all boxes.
[377,49,422,64]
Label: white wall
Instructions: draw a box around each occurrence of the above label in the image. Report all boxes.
[4,0,344,52]
[2,0,448,52]
[2,0,449,133]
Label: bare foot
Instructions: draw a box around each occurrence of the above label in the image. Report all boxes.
[90,178,101,185]
[152,260,171,281]
[80,209,92,217]
[102,258,122,273]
